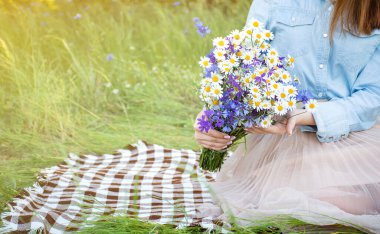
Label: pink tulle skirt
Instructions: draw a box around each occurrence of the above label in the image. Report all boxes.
[196,119,380,233]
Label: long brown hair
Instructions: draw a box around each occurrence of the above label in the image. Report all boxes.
[329,0,380,37]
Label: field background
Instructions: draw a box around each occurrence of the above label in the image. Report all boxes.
[0,0,364,233]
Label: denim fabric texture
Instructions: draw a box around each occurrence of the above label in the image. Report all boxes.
[246,0,380,142]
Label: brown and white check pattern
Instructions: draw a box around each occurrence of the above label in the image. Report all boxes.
[0,141,219,233]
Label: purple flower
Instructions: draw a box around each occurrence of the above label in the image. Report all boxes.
[106,53,114,61]
[73,13,81,20]
[297,90,313,104]
[197,114,213,133]
[173,1,180,6]
[193,17,211,37]
[254,72,266,84]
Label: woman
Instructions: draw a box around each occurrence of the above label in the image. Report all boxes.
[194,0,380,232]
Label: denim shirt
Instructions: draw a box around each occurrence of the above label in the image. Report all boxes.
[246,0,380,143]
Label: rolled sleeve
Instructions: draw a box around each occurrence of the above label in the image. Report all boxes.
[312,44,380,143]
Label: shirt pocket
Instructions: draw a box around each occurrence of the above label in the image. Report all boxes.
[271,9,316,58]
[335,29,380,74]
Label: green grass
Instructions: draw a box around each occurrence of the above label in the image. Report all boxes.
[0,0,366,233]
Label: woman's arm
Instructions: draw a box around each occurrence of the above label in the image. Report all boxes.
[311,44,380,142]
[244,109,315,136]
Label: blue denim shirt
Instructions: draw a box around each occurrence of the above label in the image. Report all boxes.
[246,0,380,143]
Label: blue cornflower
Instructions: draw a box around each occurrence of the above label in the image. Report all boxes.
[107,53,114,61]
[297,90,313,104]
[73,13,81,20]
[193,17,211,37]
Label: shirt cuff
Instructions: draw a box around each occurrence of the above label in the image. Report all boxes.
[312,100,350,143]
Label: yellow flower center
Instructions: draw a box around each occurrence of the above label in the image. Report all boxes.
[277,105,283,111]
[230,58,235,63]
[265,32,271,38]
[253,21,259,27]
[248,99,253,105]
[280,93,286,99]
[290,57,295,63]
[213,100,219,105]
[255,101,261,107]
[245,78,250,83]
[214,89,220,95]
[203,61,209,66]
[218,41,225,46]
[288,89,294,94]
[246,29,252,35]
[245,55,251,60]
[205,86,211,92]
[309,103,315,109]
[253,88,259,93]
[273,83,278,89]
[256,34,262,39]
[236,51,242,56]
[234,34,240,40]
[288,101,294,106]
[212,76,219,82]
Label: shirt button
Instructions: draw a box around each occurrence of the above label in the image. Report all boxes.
[319,64,324,69]
[323,33,328,38]
[318,92,323,98]
[291,17,296,22]
[328,6,332,11]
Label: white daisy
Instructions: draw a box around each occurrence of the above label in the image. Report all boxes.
[285,85,297,97]
[273,101,288,115]
[218,61,232,74]
[213,48,226,61]
[263,30,274,41]
[228,54,239,67]
[280,71,291,83]
[199,56,211,69]
[248,18,262,29]
[305,99,318,113]
[213,37,228,49]
[287,98,296,111]
[211,85,223,99]
[210,73,223,85]
[259,116,272,128]
[230,29,245,45]
[242,51,253,65]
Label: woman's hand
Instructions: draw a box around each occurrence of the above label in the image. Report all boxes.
[194,109,235,151]
[244,109,316,136]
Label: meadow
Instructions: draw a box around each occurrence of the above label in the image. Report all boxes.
[0,0,364,233]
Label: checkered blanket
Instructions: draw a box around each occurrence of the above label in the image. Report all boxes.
[0,141,219,233]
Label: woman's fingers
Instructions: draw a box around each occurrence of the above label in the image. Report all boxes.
[206,128,231,140]
[195,130,231,144]
[286,116,297,136]
[198,140,228,151]
[245,123,286,135]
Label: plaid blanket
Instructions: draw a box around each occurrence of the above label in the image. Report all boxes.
[0,141,219,233]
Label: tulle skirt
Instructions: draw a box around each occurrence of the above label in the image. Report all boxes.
[196,119,380,233]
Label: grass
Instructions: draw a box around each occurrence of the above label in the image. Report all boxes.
[0,0,366,233]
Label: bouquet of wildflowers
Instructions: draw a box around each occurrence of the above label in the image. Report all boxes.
[197,19,317,172]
